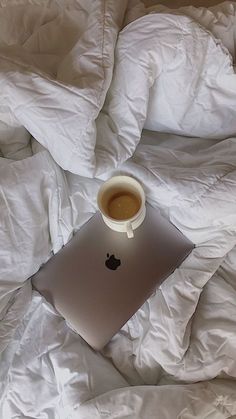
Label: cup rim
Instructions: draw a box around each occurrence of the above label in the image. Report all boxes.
[97,175,145,223]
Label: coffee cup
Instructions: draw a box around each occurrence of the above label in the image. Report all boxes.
[97,175,146,238]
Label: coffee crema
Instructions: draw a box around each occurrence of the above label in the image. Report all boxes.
[107,191,140,220]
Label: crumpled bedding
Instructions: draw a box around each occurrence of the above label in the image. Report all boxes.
[2,1,236,177]
[0,0,128,176]
[1,1,236,418]
[95,5,236,174]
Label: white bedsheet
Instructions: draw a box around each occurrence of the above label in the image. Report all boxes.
[1,1,236,418]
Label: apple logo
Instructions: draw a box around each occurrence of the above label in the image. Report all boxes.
[105,253,121,270]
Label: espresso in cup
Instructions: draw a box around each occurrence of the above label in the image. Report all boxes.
[97,176,146,238]
[107,190,141,220]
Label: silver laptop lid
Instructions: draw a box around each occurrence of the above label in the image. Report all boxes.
[32,204,194,350]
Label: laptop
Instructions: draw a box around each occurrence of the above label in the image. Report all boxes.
[32,204,194,350]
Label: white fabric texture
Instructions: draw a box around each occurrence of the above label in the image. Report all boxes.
[147,1,236,61]
[95,10,236,176]
[1,1,236,418]
[1,2,236,176]
[0,0,127,176]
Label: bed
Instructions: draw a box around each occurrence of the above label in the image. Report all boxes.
[1,0,236,417]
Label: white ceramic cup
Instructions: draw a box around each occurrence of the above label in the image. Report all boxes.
[97,175,146,238]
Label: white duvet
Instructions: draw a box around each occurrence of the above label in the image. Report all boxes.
[1,1,236,418]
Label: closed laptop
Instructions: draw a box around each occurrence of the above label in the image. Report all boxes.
[32,204,194,350]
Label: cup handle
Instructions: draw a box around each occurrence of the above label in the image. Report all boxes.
[126,222,134,239]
